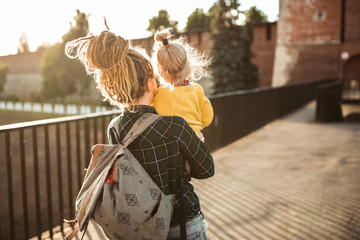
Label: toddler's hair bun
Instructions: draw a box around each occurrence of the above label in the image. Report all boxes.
[154,29,171,46]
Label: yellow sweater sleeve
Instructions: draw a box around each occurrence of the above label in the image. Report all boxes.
[201,95,214,129]
[197,84,213,129]
[153,84,213,133]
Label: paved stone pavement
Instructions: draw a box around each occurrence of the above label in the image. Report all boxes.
[45,102,360,240]
[193,102,360,239]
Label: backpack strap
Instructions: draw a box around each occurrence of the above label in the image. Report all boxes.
[111,113,160,147]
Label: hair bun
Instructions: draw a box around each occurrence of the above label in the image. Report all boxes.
[154,29,171,45]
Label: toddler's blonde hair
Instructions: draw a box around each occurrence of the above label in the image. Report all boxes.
[152,29,210,86]
[65,30,153,108]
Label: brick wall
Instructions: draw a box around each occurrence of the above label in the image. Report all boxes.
[273,0,342,86]
[185,29,212,54]
[251,22,277,87]
[283,0,341,42]
[288,44,341,83]
[131,28,212,56]
[341,0,360,88]
[345,0,360,42]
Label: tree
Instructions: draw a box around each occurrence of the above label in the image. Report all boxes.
[211,0,259,94]
[18,33,30,54]
[185,8,213,31]
[245,6,268,24]
[40,9,91,102]
[0,62,8,99]
[147,10,178,34]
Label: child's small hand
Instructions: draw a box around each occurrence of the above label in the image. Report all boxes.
[198,131,205,142]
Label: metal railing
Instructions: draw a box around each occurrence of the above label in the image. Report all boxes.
[316,80,343,122]
[0,79,334,239]
[203,79,335,152]
[0,111,121,240]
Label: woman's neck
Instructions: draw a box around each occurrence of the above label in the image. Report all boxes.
[133,91,153,106]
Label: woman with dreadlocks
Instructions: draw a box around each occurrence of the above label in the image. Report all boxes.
[65,23,214,240]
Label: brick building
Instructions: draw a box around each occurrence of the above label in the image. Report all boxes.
[0,50,43,99]
[251,22,277,87]
[272,0,360,89]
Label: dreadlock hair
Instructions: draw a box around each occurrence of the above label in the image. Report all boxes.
[152,28,210,87]
[65,30,154,109]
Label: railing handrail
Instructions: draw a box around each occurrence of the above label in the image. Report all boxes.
[0,109,122,132]
[317,79,343,89]
[208,78,336,99]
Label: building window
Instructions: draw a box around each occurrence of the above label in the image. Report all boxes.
[317,12,323,21]
[266,23,271,41]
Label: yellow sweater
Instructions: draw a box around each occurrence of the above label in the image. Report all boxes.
[153,83,214,135]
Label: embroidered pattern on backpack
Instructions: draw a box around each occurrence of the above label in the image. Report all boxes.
[113,233,125,240]
[119,163,136,175]
[125,193,140,206]
[156,218,165,230]
[149,188,162,200]
[117,212,131,225]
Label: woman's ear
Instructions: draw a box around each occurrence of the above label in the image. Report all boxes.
[146,78,157,92]
[146,78,151,92]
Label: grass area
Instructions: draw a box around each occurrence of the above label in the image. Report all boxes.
[0,110,67,126]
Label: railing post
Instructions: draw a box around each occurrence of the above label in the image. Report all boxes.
[102,116,107,144]
[44,125,54,238]
[19,129,30,239]
[5,131,15,240]
[32,127,42,240]
[66,122,74,218]
[84,119,90,166]
[56,123,65,235]
[93,117,98,144]
[76,121,82,191]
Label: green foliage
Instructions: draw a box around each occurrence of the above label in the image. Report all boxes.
[185,8,213,31]
[62,9,90,43]
[147,10,178,34]
[211,0,259,94]
[40,9,91,102]
[0,62,9,99]
[17,33,30,54]
[245,6,268,24]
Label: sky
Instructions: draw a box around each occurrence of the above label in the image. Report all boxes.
[0,0,279,56]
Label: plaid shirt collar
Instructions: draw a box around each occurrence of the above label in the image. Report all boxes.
[125,105,158,115]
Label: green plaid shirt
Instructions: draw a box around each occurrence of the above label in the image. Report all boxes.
[108,105,214,226]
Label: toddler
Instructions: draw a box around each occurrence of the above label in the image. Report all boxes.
[152,29,213,138]
[152,29,213,173]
